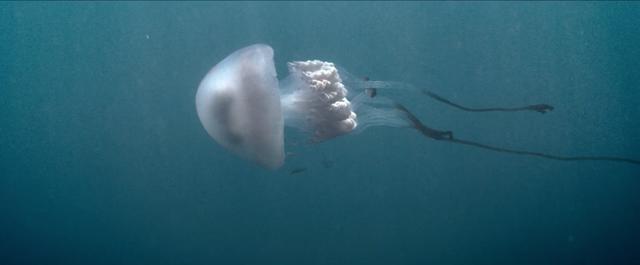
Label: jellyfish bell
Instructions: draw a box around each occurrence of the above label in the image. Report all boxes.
[195,44,284,169]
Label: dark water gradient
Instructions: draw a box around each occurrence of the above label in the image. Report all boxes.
[1,2,639,265]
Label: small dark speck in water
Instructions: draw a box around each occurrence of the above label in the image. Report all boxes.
[365,88,377,98]
[289,168,307,175]
[322,158,335,168]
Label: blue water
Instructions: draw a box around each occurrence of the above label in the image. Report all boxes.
[1,2,639,265]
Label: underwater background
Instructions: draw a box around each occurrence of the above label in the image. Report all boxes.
[1,2,639,265]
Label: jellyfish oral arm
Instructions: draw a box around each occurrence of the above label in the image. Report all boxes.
[279,60,358,142]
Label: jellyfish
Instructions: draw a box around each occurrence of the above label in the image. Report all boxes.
[196,44,640,169]
[195,44,412,169]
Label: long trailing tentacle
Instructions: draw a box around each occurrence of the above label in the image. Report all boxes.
[423,90,554,114]
[447,138,640,165]
[393,102,640,166]
[338,66,553,114]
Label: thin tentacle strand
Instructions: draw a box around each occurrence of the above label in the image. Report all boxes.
[423,91,555,114]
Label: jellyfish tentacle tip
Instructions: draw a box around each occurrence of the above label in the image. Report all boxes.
[529,104,554,114]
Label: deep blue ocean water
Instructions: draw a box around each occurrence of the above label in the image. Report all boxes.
[1,2,639,264]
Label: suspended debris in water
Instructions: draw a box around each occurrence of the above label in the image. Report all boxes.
[322,158,335,168]
[289,168,307,175]
[365,88,377,98]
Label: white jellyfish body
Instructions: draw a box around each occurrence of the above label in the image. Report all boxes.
[196,44,409,169]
